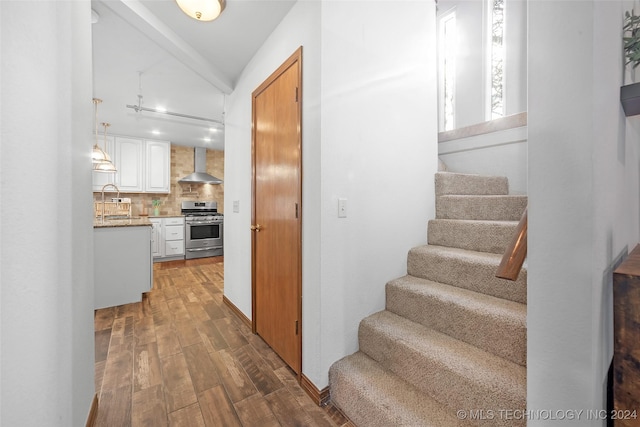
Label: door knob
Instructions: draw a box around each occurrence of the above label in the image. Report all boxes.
[250,224,262,232]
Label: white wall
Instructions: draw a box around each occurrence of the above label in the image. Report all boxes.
[438,0,485,128]
[0,1,95,426]
[317,0,437,388]
[438,126,527,194]
[504,0,527,118]
[224,0,437,390]
[528,1,640,424]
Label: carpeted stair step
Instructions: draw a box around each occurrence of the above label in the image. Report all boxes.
[358,311,526,427]
[386,275,526,366]
[435,172,509,196]
[428,219,518,254]
[436,195,527,221]
[329,351,465,427]
[407,245,526,304]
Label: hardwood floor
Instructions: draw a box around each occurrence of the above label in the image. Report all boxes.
[94,259,352,427]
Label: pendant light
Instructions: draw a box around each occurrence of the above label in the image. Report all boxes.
[94,122,116,173]
[175,0,225,21]
[92,98,109,164]
[92,97,116,173]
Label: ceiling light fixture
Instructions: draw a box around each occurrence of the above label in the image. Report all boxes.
[126,71,224,125]
[126,93,223,125]
[175,0,225,21]
[94,122,117,173]
[92,98,117,173]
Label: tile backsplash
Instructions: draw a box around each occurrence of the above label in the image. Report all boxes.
[94,145,224,216]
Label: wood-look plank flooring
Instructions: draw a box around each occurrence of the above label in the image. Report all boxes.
[94,259,353,427]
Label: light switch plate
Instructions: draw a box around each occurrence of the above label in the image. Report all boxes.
[233,200,240,213]
[338,198,347,218]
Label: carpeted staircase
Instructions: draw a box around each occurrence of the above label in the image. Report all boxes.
[329,171,528,426]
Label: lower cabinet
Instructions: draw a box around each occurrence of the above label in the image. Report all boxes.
[150,217,185,261]
[94,226,152,309]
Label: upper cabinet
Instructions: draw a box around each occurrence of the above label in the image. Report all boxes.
[93,137,170,193]
[115,137,144,192]
[145,140,170,193]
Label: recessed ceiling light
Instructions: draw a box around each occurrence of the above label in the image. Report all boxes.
[203,137,211,142]
[209,127,218,132]
[152,130,161,135]
[155,106,167,113]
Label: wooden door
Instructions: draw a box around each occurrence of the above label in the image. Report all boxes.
[252,48,302,374]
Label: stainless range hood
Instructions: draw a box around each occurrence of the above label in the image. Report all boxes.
[179,147,223,185]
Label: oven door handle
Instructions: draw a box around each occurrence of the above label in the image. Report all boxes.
[188,220,219,225]
[187,247,219,252]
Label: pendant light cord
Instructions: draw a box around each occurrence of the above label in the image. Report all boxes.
[93,98,102,146]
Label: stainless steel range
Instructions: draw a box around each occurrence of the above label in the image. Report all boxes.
[181,201,223,259]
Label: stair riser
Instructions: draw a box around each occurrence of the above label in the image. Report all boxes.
[386,281,526,366]
[436,195,527,221]
[428,220,518,254]
[359,322,525,427]
[435,173,509,196]
[407,247,527,304]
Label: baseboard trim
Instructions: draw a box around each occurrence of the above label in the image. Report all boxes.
[222,295,251,329]
[86,393,99,427]
[300,374,330,407]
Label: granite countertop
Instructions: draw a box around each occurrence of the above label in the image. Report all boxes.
[93,217,153,228]
[145,214,185,219]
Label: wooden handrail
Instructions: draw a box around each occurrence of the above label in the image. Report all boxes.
[496,207,527,281]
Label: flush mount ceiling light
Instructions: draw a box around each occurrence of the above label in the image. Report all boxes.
[175,0,226,21]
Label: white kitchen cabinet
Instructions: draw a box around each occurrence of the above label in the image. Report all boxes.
[151,216,185,260]
[114,137,144,192]
[94,225,152,309]
[164,225,184,240]
[145,140,170,193]
[92,135,115,192]
[165,240,184,256]
[94,136,170,194]
[150,218,162,258]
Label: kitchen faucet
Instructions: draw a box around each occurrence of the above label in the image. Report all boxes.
[101,183,121,223]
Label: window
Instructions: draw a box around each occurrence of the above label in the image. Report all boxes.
[487,0,505,120]
[439,10,456,131]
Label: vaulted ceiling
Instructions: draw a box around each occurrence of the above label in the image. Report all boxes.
[91,0,297,150]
